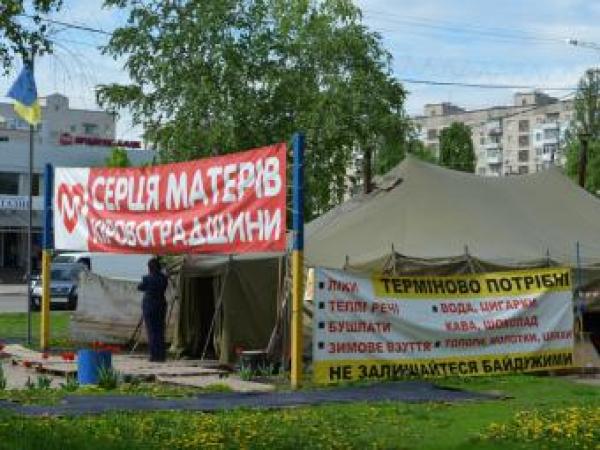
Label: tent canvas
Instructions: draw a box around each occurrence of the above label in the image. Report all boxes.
[305,156,600,271]
[166,254,285,364]
[72,253,285,365]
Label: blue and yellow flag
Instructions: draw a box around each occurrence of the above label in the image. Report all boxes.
[7,65,41,125]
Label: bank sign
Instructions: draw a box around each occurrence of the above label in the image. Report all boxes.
[53,144,287,254]
[313,267,574,383]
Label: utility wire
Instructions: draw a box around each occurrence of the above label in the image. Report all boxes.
[19,14,112,36]
[400,78,576,91]
[363,10,570,45]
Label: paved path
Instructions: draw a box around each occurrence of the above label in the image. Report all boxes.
[0,381,495,416]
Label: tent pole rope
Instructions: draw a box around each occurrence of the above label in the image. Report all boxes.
[575,241,585,376]
[201,255,232,361]
[266,254,286,360]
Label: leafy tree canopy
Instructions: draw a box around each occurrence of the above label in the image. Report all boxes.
[565,68,600,193]
[98,0,411,218]
[0,0,62,72]
[105,147,131,168]
[438,122,475,173]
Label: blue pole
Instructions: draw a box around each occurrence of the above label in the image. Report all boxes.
[291,132,305,388]
[42,164,53,249]
[292,133,305,252]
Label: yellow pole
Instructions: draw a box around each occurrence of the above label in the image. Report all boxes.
[291,250,304,388]
[40,249,51,350]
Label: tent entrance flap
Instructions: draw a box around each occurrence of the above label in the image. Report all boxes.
[179,276,217,358]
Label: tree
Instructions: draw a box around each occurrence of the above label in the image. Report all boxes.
[97,0,411,219]
[438,122,475,173]
[105,147,130,168]
[565,138,600,194]
[565,69,600,192]
[0,1,62,73]
[374,135,435,175]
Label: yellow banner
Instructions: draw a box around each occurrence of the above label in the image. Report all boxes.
[314,349,574,383]
[373,267,571,299]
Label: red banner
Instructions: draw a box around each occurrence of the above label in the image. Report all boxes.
[54,143,287,254]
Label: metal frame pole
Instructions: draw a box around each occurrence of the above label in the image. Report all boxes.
[26,120,33,345]
[290,132,305,389]
[25,52,36,346]
[40,164,53,350]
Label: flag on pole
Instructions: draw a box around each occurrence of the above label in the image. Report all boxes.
[7,65,41,125]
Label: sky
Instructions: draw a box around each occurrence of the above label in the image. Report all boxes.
[1,0,599,141]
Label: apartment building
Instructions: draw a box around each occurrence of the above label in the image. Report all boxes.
[412,92,575,176]
[0,93,153,275]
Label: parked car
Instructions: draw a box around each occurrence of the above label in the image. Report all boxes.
[29,262,84,311]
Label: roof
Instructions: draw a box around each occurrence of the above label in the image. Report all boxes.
[305,156,600,269]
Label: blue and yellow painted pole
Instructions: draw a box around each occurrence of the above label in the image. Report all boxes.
[291,132,305,389]
[40,163,53,350]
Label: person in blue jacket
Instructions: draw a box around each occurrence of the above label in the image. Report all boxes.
[137,257,168,362]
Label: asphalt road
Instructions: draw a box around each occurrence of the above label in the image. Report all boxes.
[0,285,28,313]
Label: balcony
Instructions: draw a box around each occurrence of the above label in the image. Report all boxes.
[486,150,502,164]
[485,142,502,151]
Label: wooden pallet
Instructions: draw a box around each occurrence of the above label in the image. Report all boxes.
[3,344,228,379]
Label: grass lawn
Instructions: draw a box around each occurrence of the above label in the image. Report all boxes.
[0,374,598,449]
[0,312,72,349]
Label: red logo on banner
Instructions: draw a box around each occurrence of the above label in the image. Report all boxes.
[57,183,86,233]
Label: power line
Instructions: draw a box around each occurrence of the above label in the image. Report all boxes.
[400,78,576,91]
[20,14,112,36]
[363,10,569,46]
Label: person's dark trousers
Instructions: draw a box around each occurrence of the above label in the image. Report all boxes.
[143,298,167,362]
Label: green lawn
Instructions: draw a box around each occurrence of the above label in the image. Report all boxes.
[0,312,72,349]
[0,374,598,449]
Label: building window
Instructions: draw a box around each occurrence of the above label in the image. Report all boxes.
[83,123,98,135]
[519,135,529,147]
[518,120,530,132]
[536,147,542,156]
[543,144,557,155]
[518,150,529,162]
[546,112,559,120]
[519,166,529,174]
[427,129,438,140]
[480,137,485,145]
[536,132,542,141]
[70,125,77,132]
[0,172,19,195]
[544,128,559,140]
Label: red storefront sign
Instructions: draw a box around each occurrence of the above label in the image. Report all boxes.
[54,143,287,254]
[59,133,142,149]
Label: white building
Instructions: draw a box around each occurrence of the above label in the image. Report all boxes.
[412,92,574,177]
[0,93,154,277]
